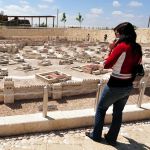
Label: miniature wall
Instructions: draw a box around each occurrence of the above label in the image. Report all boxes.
[0,27,65,38]
[0,27,150,43]
[14,85,52,100]
[0,90,4,102]
[1,79,100,103]
[13,79,99,100]
[136,29,150,44]
[1,73,150,103]
[61,79,100,97]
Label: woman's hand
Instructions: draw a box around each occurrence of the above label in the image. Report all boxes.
[85,63,104,71]
[98,63,104,69]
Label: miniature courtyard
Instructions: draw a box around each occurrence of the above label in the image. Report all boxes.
[0,38,150,117]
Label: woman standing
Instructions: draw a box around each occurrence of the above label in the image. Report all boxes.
[86,22,143,146]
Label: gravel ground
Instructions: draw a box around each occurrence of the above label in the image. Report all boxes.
[0,120,149,150]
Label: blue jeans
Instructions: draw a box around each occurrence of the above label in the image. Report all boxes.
[92,84,133,142]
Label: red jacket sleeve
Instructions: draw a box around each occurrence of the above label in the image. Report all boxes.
[104,43,125,69]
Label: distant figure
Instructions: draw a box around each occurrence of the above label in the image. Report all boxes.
[87,33,90,41]
[104,34,108,42]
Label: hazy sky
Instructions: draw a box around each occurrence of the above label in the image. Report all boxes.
[0,0,149,28]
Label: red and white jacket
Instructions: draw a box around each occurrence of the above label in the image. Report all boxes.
[104,42,142,86]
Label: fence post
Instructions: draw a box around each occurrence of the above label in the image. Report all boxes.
[94,79,108,111]
[43,85,48,117]
[94,84,101,111]
[137,71,150,107]
[137,81,145,107]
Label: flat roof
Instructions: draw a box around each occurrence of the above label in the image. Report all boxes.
[7,15,55,18]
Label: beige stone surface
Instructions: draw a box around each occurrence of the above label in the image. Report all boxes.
[0,27,150,43]
[0,104,150,137]
[0,121,149,150]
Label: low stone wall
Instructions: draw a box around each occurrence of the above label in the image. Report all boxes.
[0,79,100,103]
[0,104,150,136]
[14,85,52,100]
[1,70,149,103]
[0,27,150,43]
[0,93,4,103]
[61,79,99,97]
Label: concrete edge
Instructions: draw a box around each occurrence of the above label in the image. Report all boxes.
[0,103,150,136]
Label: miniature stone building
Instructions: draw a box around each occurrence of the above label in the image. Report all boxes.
[13,54,25,62]
[4,77,14,104]
[36,71,72,84]
[59,59,73,65]
[38,59,52,66]
[0,55,9,64]
[0,68,8,79]
[52,83,62,99]
[22,49,42,59]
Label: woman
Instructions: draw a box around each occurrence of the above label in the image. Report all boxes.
[86,22,142,146]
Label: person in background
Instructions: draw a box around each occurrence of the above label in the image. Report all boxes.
[104,34,108,42]
[107,31,119,55]
[87,33,90,41]
[85,22,142,146]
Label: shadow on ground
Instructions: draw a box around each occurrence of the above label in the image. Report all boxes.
[116,137,150,150]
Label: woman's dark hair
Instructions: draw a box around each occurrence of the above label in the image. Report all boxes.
[114,22,142,55]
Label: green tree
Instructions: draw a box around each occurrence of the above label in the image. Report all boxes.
[61,12,67,28]
[76,13,84,27]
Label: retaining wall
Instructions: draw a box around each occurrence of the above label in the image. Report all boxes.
[0,27,150,43]
[0,79,100,102]
[14,85,52,100]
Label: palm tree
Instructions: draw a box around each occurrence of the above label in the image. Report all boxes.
[61,12,67,28]
[76,13,84,27]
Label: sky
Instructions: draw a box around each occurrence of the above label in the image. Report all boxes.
[0,0,149,28]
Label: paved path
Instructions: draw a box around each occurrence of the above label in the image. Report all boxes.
[0,120,149,150]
